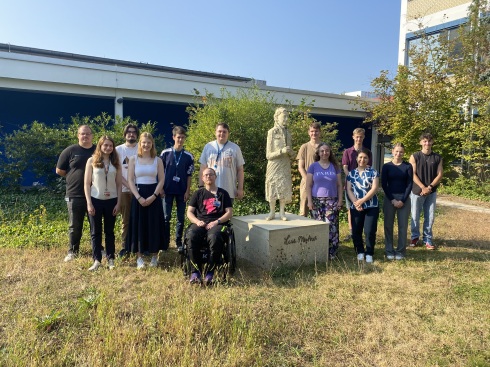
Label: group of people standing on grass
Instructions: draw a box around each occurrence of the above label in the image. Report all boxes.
[56,119,443,278]
[56,122,241,285]
[300,125,443,264]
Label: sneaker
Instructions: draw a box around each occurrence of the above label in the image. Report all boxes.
[357,253,365,261]
[108,259,115,270]
[204,271,214,286]
[386,255,395,261]
[365,255,373,263]
[136,257,145,269]
[425,242,436,250]
[149,256,158,267]
[64,253,75,262]
[395,255,404,260]
[189,272,201,285]
[409,238,419,247]
[88,260,101,271]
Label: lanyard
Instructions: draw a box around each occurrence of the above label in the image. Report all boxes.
[173,148,183,167]
[104,162,110,191]
[215,141,228,167]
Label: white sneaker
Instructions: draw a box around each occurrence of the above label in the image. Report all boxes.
[395,255,404,260]
[386,255,395,260]
[64,253,75,262]
[136,257,145,269]
[88,260,101,271]
[149,256,158,267]
[108,259,115,270]
[365,255,373,263]
[357,253,365,261]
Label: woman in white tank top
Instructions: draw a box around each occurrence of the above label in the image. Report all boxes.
[125,132,166,269]
[84,135,122,271]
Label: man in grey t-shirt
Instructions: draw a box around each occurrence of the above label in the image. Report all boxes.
[199,122,245,201]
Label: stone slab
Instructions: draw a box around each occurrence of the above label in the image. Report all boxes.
[231,213,329,269]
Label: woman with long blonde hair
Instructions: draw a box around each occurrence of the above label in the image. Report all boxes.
[125,132,166,269]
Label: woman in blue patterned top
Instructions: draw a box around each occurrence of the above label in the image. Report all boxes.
[346,148,379,263]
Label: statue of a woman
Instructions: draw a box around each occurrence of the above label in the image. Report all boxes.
[265,107,296,221]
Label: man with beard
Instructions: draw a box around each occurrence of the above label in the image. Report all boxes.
[115,124,139,256]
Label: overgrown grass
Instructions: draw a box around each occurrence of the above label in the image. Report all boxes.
[0,193,489,366]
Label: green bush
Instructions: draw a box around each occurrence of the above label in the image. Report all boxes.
[0,113,162,190]
[441,175,490,202]
[186,87,340,200]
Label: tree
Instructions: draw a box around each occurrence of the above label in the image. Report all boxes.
[357,0,490,185]
[451,0,490,182]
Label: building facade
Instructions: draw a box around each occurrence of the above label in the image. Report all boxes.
[0,43,382,184]
[399,0,472,65]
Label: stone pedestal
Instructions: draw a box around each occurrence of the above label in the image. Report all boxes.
[231,213,329,269]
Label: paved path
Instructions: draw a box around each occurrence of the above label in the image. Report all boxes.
[437,198,490,214]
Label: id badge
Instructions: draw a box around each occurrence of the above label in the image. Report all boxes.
[104,191,111,197]
[213,200,221,207]
[173,176,180,182]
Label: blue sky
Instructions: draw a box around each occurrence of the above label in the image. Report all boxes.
[1,0,401,94]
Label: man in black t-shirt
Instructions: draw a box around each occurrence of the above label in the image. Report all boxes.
[186,167,233,285]
[409,132,443,250]
[56,125,96,261]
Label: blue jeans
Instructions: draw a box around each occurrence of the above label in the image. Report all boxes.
[410,192,437,244]
[66,197,90,254]
[350,206,379,256]
[383,198,411,257]
[88,197,117,261]
[163,194,186,247]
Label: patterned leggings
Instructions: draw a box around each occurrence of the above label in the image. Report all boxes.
[310,197,339,258]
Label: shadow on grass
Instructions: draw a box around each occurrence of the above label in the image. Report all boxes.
[108,239,490,289]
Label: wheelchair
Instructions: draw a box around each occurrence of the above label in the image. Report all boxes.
[180,223,236,280]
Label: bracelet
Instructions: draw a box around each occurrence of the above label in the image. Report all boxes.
[217,219,221,225]
[137,196,142,200]
[153,193,158,198]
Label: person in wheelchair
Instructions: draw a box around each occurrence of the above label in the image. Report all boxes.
[186,167,233,285]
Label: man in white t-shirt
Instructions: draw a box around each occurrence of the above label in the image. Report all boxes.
[115,124,139,256]
[199,122,245,202]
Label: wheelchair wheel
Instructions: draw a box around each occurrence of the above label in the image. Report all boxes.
[181,250,191,276]
[226,228,237,275]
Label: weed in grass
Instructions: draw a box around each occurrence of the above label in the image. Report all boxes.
[34,310,62,332]
[79,286,101,309]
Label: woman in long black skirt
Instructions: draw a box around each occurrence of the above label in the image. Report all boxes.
[125,132,166,268]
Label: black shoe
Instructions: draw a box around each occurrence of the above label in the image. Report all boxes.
[118,249,128,258]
